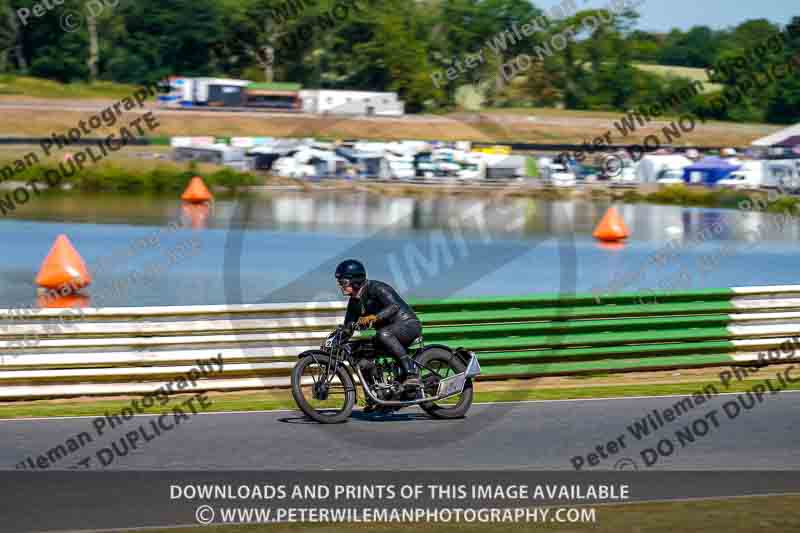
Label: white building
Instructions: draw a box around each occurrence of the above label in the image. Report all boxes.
[299,90,405,116]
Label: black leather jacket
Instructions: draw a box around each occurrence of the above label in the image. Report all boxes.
[344,280,418,328]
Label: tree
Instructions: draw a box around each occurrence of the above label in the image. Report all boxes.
[350,0,443,111]
[104,0,223,83]
[0,0,26,72]
[764,17,800,124]
[658,26,724,68]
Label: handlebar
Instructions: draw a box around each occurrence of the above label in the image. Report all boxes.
[322,323,362,351]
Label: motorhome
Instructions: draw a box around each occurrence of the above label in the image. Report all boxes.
[173,143,250,170]
[384,152,416,179]
[272,147,348,179]
[656,169,686,185]
[717,160,767,189]
[334,148,391,179]
[456,153,487,180]
[765,159,800,192]
[540,162,577,187]
[483,154,526,179]
[247,139,308,171]
[636,155,691,183]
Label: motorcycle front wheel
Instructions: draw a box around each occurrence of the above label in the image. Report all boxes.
[291,353,356,424]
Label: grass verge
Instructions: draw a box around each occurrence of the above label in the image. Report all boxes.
[0,158,263,193]
[2,374,798,420]
[0,75,144,100]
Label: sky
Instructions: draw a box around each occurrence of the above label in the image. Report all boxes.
[537,0,796,32]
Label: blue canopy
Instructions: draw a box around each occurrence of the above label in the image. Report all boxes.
[682,157,741,185]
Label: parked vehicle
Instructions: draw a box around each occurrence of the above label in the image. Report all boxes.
[335,148,391,179]
[717,161,766,189]
[541,163,576,187]
[656,169,686,185]
[272,147,348,178]
[765,160,800,192]
[636,155,691,183]
[610,161,640,184]
[271,156,317,178]
[173,144,250,170]
[385,152,416,179]
[414,152,442,178]
[457,154,487,180]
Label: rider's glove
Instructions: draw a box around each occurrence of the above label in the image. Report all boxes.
[357,314,377,328]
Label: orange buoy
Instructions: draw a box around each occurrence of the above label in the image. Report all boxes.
[593,207,629,242]
[35,234,92,291]
[181,176,213,203]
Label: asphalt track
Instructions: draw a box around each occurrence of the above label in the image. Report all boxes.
[3,392,800,471]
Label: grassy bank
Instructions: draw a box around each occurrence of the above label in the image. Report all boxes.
[616,185,800,213]
[0,75,146,100]
[1,159,263,193]
[355,178,800,213]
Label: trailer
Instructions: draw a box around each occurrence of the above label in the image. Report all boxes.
[300,90,405,116]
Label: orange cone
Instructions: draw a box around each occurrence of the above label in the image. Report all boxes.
[593,207,629,242]
[181,176,213,203]
[35,235,92,290]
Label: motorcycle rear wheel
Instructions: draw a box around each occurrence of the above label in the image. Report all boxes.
[418,347,474,419]
[291,353,356,424]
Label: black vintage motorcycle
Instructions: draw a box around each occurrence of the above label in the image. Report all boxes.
[291,324,481,423]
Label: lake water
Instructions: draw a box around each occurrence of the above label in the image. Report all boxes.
[0,191,797,308]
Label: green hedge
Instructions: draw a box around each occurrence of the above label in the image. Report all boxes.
[4,161,262,193]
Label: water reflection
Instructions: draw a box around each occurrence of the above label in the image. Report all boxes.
[1,191,797,307]
[9,191,799,243]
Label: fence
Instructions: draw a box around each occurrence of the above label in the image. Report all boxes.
[0,285,798,399]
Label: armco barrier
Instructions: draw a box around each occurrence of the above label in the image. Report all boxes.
[0,285,799,399]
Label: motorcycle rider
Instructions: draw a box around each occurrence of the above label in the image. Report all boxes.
[335,259,422,395]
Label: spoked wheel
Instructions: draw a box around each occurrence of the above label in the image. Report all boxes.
[291,353,356,424]
[418,347,474,419]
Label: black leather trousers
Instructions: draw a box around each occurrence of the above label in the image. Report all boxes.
[374,319,422,377]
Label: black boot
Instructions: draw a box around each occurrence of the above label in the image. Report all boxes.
[399,356,420,390]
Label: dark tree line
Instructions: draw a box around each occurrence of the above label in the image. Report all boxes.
[0,0,797,122]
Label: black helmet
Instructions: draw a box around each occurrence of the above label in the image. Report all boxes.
[335,259,367,287]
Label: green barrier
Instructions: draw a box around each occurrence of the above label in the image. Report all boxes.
[405,286,793,378]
